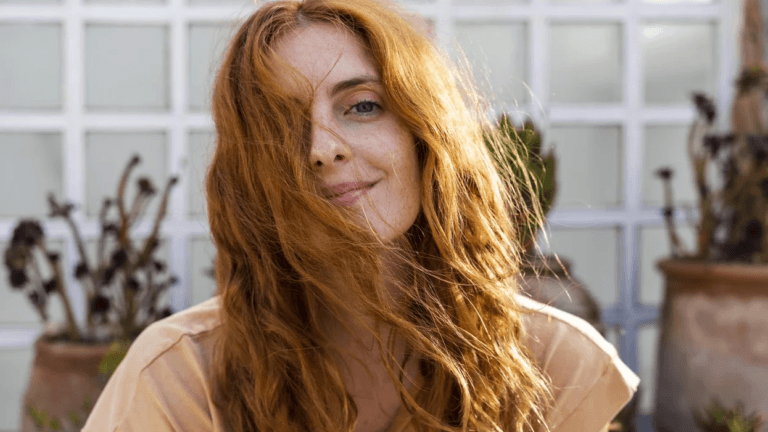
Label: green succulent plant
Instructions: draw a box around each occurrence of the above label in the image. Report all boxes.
[693,399,765,432]
[484,115,557,251]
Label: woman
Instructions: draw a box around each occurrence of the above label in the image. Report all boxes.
[82,1,639,431]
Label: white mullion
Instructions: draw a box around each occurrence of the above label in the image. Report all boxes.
[169,0,189,313]
[542,4,623,21]
[0,329,40,349]
[641,107,695,124]
[0,6,63,22]
[637,3,721,20]
[620,0,643,374]
[75,5,173,23]
[0,115,66,130]
[64,0,86,327]
[450,4,531,21]
[186,112,215,130]
[548,105,627,123]
[183,5,259,23]
[528,0,547,130]
[81,114,175,129]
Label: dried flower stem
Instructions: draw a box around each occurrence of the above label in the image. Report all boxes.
[120,278,136,340]
[688,119,718,260]
[661,181,687,257]
[47,251,81,341]
[27,254,49,323]
[48,194,99,297]
[127,194,151,228]
[96,200,111,282]
[136,178,177,269]
[114,177,177,339]
[116,156,141,247]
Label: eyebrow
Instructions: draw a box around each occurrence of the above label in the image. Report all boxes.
[329,75,381,97]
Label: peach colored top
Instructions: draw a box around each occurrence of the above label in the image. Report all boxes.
[81,295,639,432]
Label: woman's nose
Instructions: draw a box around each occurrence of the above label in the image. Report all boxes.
[309,121,352,169]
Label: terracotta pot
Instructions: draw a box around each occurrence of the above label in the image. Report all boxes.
[655,259,768,432]
[20,336,112,432]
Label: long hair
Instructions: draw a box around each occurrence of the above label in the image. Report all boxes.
[206,1,553,431]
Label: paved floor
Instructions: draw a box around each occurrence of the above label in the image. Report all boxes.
[638,414,655,432]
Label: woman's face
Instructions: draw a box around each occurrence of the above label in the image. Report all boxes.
[274,23,421,242]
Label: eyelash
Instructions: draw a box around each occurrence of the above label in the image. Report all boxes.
[346,99,382,117]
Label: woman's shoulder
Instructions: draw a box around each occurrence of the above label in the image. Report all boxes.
[515,294,640,432]
[81,296,226,432]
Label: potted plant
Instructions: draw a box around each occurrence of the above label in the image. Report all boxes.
[484,116,639,431]
[653,1,768,431]
[693,399,765,432]
[3,155,179,432]
[484,115,606,332]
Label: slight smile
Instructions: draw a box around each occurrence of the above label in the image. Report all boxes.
[323,182,376,206]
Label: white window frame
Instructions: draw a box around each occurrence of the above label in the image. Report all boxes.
[0,0,742,427]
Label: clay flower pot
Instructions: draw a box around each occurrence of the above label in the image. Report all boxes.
[20,335,112,432]
[654,259,768,432]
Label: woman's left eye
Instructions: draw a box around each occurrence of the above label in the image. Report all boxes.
[348,100,381,116]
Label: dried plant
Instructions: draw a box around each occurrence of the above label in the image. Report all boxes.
[656,0,768,263]
[3,155,178,344]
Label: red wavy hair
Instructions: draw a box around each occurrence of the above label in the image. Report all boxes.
[206,1,552,431]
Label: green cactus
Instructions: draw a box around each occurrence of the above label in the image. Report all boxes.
[484,115,557,250]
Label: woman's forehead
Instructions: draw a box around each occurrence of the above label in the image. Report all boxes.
[272,22,380,95]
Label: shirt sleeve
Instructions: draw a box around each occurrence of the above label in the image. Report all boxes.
[519,297,640,432]
[80,326,222,432]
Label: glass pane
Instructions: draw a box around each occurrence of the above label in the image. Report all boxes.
[639,225,696,306]
[644,0,714,3]
[550,0,619,3]
[604,324,620,349]
[0,239,66,326]
[0,24,62,110]
[85,131,168,217]
[454,0,526,4]
[190,237,217,306]
[638,325,660,415]
[0,133,63,217]
[189,23,234,112]
[546,125,623,210]
[85,25,169,111]
[545,227,621,308]
[454,22,528,110]
[643,23,716,105]
[189,131,215,218]
[549,24,622,103]
[188,0,254,4]
[0,348,35,431]
[643,125,720,207]
[86,0,165,3]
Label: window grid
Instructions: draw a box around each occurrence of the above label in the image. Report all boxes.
[0,0,740,422]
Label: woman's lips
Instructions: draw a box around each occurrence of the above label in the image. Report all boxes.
[323,182,375,206]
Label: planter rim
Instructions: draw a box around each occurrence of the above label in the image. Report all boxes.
[32,336,114,376]
[657,258,768,284]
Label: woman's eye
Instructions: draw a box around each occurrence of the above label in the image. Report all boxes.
[349,100,380,116]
